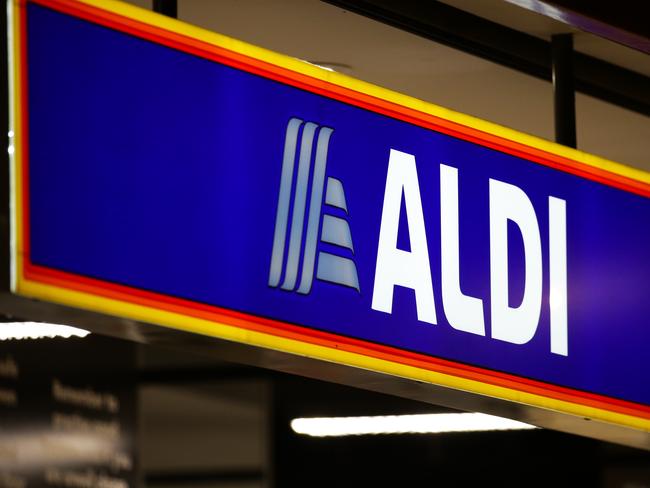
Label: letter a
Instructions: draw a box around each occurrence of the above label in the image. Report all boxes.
[372,149,437,324]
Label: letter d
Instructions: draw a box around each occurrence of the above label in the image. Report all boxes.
[489,179,542,345]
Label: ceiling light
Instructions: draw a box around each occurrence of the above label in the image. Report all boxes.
[0,322,91,340]
[291,413,537,437]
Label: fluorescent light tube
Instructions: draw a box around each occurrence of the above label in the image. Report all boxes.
[0,322,90,340]
[291,413,537,437]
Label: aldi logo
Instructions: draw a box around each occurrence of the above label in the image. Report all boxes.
[268,119,568,356]
[268,118,360,294]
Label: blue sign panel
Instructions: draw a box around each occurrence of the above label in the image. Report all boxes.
[13,1,650,419]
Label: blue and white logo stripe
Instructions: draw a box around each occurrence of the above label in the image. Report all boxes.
[269,118,359,294]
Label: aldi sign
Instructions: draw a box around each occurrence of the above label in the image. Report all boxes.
[9,0,650,432]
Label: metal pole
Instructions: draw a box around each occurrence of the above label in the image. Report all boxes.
[552,33,577,148]
[153,0,178,18]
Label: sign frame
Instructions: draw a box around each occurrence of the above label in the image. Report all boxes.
[7,0,650,441]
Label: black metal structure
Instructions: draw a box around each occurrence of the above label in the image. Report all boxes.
[552,34,577,148]
[323,0,650,117]
[506,0,650,53]
[153,0,177,18]
[139,364,273,385]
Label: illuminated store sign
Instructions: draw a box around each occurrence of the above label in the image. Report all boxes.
[9,0,650,430]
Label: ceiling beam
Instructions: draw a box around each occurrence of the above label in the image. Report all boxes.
[323,0,650,116]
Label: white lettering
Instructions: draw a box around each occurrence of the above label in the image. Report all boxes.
[371,153,567,355]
